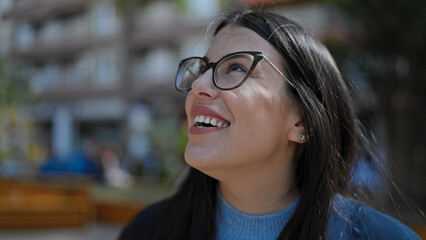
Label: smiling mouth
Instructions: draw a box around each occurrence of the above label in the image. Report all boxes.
[193,115,230,128]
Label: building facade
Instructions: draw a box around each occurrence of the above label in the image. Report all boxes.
[0,0,349,178]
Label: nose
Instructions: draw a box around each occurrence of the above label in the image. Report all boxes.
[191,69,219,99]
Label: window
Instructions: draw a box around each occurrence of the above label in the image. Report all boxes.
[91,2,118,37]
[95,52,118,85]
[133,48,176,82]
[39,19,63,44]
[14,23,35,49]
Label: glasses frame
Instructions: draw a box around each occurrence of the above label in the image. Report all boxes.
[175,51,288,92]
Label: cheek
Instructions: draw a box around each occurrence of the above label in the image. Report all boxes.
[233,86,283,120]
[231,89,287,140]
[185,93,195,125]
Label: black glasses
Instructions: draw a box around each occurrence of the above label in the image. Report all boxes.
[175,51,289,91]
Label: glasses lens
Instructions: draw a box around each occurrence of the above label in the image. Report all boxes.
[176,58,206,91]
[215,53,255,89]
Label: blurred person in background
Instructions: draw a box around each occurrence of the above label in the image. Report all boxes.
[119,10,420,240]
[101,144,133,188]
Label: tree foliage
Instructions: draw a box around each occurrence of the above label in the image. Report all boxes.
[0,58,34,167]
[0,58,31,105]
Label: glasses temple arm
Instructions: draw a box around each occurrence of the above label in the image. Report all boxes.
[262,55,295,88]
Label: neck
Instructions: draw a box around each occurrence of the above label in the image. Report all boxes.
[218,160,298,215]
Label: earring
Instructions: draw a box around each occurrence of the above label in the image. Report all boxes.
[298,133,306,141]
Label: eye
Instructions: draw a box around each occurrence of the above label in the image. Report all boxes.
[219,55,253,75]
[228,62,247,73]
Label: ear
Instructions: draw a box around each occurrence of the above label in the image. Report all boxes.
[288,120,306,144]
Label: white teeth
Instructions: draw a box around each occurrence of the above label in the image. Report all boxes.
[193,115,229,128]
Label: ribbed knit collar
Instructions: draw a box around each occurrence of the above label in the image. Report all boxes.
[216,192,299,240]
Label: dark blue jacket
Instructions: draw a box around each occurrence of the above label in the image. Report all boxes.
[119,196,420,240]
[326,196,420,239]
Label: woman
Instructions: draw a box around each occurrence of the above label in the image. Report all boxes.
[120,10,419,240]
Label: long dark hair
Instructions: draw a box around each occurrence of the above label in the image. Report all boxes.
[120,10,364,240]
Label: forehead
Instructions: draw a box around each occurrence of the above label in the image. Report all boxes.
[207,26,282,64]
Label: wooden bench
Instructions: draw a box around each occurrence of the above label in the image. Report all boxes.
[95,201,144,225]
[0,179,93,229]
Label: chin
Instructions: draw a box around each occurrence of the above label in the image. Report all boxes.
[184,147,221,176]
[185,150,210,170]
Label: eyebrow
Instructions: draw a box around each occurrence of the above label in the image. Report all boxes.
[203,55,210,63]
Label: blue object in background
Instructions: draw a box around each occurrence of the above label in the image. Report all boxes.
[350,157,384,191]
[39,148,99,177]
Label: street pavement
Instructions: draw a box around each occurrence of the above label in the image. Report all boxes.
[0,223,122,240]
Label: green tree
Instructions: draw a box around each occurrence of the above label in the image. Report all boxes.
[0,58,33,168]
[0,58,31,105]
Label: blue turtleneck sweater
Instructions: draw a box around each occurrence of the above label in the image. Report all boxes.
[216,193,298,240]
[215,193,419,240]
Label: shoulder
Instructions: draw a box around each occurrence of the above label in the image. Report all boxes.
[330,196,420,240]
[133,202,161,221]
[118,202,163,240]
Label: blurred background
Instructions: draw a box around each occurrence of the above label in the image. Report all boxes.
[0,0,424,239]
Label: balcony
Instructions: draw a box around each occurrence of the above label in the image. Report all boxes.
[130,21,205,49]
[2,0,89,22]
[37,84,123,102]
[9,34,121,63]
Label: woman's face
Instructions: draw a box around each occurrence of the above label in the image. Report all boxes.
[184,26,303,179]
